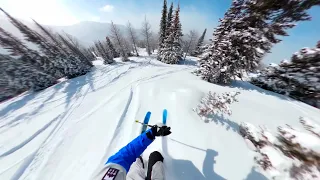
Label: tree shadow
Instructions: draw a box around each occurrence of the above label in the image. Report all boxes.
[0,92,38,118]
[0,72,92,130]
[163,138,226,180]
[244,167,268,180]
[204,113,240,133]
[168,139,268,180]
[62,74,92,109]
[229,80,292,102]
[86,68,96,92]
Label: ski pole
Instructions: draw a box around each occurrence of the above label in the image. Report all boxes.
[135,120,153,127]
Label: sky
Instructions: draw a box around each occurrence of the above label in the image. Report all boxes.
[0,0,319,64]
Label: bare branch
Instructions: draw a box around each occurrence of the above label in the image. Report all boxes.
[141,16,153,56]
[126,21,139,56]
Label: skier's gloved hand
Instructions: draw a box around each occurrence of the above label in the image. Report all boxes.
[146,125,171,140]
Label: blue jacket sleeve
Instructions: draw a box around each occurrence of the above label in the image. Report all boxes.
[106,130,154,173]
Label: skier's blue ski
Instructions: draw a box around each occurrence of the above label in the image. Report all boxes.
[162,109,167,125]
[141,111,151,134]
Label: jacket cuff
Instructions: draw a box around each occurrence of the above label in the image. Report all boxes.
[143,130,154,144]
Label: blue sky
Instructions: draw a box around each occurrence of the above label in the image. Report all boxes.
[1,0,319,64]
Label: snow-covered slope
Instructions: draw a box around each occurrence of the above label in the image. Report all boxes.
[1,52,319,180]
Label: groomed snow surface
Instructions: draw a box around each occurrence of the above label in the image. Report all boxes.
[1,50,320,180]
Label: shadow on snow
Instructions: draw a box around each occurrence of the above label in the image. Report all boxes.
[167,138,268,180]
[229,80,293,102]
[0,72,94,130]
[204,113,240,133]
[163,137,226,180]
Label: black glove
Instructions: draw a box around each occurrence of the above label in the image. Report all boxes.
[146,125,171,140]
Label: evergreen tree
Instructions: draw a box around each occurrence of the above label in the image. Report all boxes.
[0,8,93,93]
[63,32,95,63]
[1,8,92,79]
[195,0,246,83]
[81,47,96,62]
[159,3,183,64]
[0,8,64,79]
[94,41,114,64]
[0,28,57,91]
[167,2,174,36]
[192,28,207,56]
[1,54,32,94]
[57,34,92,78]
[106,36,119,58]
[197,0,320,84]
[174,4,183,44]
[159,0,167,49]
[252,41,320,108]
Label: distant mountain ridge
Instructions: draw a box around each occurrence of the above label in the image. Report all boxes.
[0,17,134,48]
[49,21,130,46]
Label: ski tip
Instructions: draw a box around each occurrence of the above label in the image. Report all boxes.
[145,112,151,118]
[163,109,167,124]
[163,109,167,117]
[143,111,152,124]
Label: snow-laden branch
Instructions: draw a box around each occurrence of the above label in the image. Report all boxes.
[195,91,240,119]
[240,117,320,180]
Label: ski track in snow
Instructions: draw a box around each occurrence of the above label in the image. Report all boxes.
[0,56,191,180]
[1,54,319,180]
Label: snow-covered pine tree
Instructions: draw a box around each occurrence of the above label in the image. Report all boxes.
[60,33,93,66]
[197,0,320,85]
[159,3,183,64]
[2,8,92,79]
[102,41,114,62]
[173,3,183,57]
[64,32,95,63]
[32,20,68,56]
[192,28,207,56]
[167,2,174,37]
[141,16,153,56]
[195,0,246,83]
[0,54,58,94]
[0,8,65,79]
[94,41,114,64]
[81,47,96,62]
[1,54,34,98]
[158,0,167,56]
[237,0,319,74]
[106,36,119,58]
[0,28,57,91]
[252,42,320,108]
[126,21,139,56]
[57,34,92,78]
[239,117,320,180]
[32,20,89,78]
[109,21,129,61]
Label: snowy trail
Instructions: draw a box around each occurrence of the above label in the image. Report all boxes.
[1,54,319,180]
